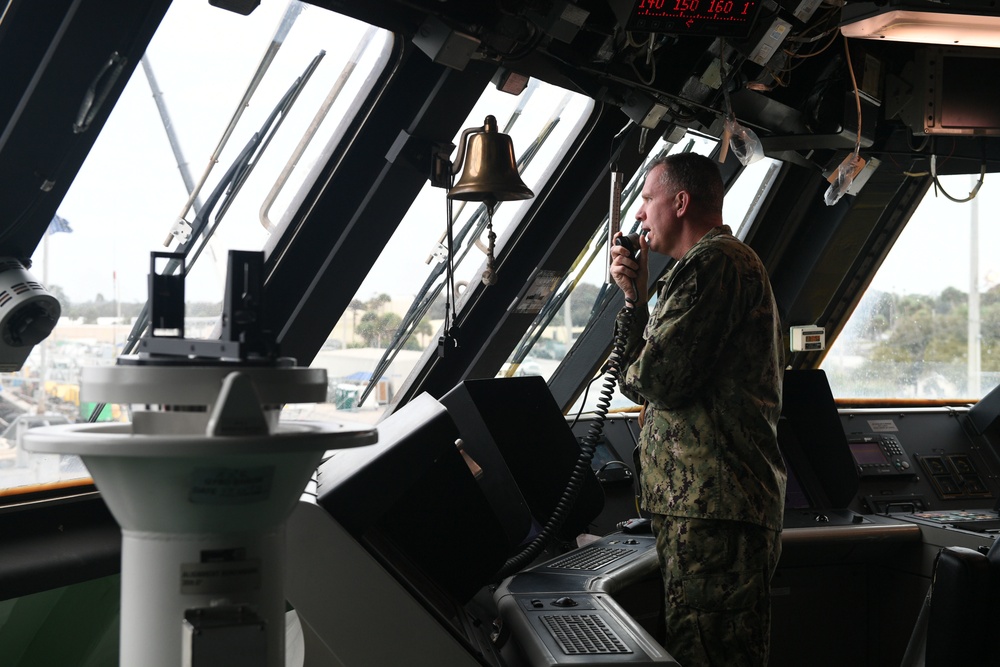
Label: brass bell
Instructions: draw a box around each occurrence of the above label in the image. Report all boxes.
[449,115,534,205]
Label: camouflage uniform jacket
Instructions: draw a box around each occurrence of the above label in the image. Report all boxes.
[616,225,786,531]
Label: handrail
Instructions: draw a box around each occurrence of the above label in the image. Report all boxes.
[834,398,977,409]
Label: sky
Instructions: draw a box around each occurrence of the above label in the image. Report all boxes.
[870,172,1000,296]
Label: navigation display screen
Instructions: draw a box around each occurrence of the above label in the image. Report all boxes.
[849,442,888,465]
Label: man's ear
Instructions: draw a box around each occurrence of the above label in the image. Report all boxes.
[674,190,690,216]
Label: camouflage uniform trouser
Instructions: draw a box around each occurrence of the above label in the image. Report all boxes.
[650,515,782,667]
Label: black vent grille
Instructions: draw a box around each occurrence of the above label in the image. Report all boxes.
[541,613,632,655]
[0,282,43,309]
[547,546,631,571]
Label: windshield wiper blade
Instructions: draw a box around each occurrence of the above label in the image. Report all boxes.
[505,143,659,369]
[214,51,325,224]
[506,141,693,371]
[160,0,305,247]
[117,53,324,359]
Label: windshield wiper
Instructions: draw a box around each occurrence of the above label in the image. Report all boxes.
[506,141,694,371]
[506,187,642,370]
[117,52,325,361]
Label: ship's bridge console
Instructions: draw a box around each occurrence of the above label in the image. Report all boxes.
[282,369,1000,666]
[559,369,1000,665]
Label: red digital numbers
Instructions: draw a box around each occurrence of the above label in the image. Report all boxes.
[635,0,756,23]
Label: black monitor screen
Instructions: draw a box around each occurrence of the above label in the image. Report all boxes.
[925,47,1000,136]
[316,393,508,608]
[783,455,812,510]
[779,369,859,509]
[441,376,605,543]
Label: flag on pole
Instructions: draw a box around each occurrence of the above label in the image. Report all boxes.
[48,214,72,234]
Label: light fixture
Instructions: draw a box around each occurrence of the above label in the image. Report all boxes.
[434,115,533,353]
[841,1,1000,48]
[0,258,60,372]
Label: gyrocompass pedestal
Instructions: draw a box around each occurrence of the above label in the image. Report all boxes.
[24,363,377,667]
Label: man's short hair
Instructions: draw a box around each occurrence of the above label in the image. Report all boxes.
[649,153,724,213]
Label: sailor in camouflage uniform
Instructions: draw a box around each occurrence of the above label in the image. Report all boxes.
[609,153,786,667]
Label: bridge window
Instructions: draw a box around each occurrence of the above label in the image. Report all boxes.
[505,134,780,415]
[5,1,391,496]
[503,132,716,388]
[823,174,1000,400]
[295,80,595,424]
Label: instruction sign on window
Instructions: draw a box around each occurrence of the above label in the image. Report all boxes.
[516,270,561,314]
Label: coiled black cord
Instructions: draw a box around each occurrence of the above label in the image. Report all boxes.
[494,299,634,580]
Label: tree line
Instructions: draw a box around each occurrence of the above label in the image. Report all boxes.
[50,286,223,322]
[53,281,621,352]
[844,285,1000,370]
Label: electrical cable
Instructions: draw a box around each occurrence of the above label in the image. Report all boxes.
[0,0,13,25]
[494,236,639,581]
[843,35,862,158]
[568,375,603,430]
[930,153,985,203]
[494,300,633,579]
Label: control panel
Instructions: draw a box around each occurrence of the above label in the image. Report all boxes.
[916,453,993,501]
[847,433,915,477]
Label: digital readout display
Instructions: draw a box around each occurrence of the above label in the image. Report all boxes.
[849,442,888,465]
[626,0,762,36]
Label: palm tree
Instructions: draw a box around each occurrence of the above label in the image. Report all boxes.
[366,293,391,313]
[348,299,365,345]
[414,317,433,348]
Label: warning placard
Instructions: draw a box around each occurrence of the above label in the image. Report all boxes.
[189,466,275,504]
[180,559,261,595]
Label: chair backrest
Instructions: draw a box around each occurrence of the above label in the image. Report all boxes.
[903,539,1000,667]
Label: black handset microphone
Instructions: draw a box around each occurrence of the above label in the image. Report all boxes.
[615,232,642,305]
[615,232,642,259]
